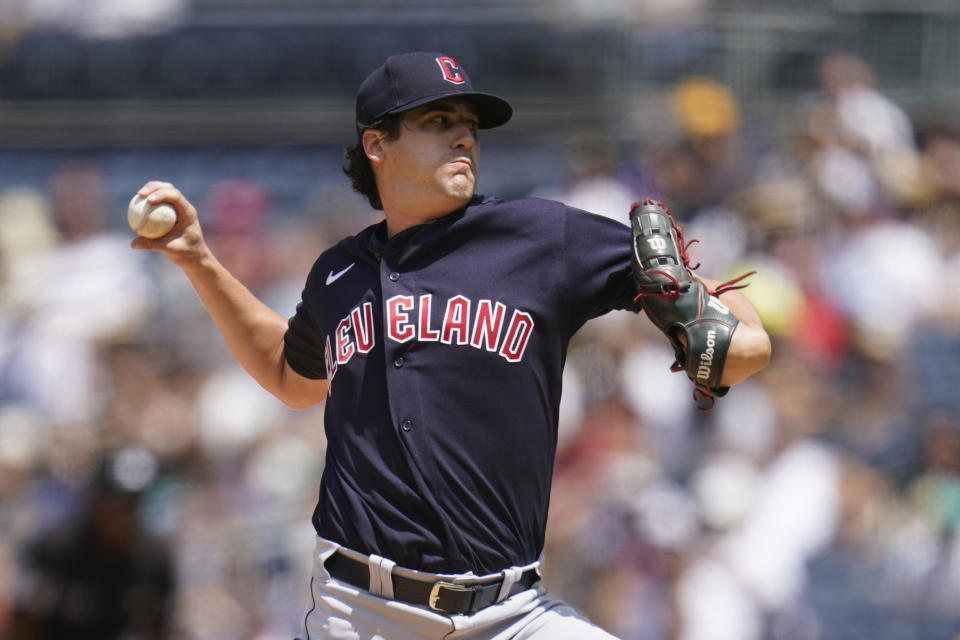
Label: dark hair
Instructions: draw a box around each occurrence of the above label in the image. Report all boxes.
[342,115,403,210]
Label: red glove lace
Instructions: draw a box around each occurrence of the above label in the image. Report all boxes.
[634,198,755,299]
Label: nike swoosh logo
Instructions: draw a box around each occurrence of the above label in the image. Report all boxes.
[325,263,355,285]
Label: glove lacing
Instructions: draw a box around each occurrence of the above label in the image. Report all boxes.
[632,198,755,302]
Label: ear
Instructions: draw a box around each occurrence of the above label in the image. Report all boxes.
[362,129,386,166]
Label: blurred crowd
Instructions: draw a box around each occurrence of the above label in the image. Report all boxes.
[0,49,959,640]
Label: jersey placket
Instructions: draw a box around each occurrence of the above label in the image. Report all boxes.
[378,240,468,562]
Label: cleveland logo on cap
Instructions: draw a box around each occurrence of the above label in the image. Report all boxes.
[356,52,512,130]
[436,56,465,85]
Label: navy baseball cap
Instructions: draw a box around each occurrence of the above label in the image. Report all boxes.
[355,52,513,131]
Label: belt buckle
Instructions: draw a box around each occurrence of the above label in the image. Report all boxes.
[428,581,470,612]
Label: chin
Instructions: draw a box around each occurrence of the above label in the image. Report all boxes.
[446,175,476,198]
[451,186,475,200]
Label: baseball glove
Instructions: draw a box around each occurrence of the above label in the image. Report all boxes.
[630,199,754,409]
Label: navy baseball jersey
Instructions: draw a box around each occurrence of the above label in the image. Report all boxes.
[284,195,642,575]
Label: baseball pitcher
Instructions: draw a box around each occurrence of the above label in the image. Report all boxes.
[132,52,771,639]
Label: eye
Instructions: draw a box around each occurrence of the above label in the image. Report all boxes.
[421,112,478,135]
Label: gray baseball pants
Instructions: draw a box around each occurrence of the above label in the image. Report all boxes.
[295,536,621,639]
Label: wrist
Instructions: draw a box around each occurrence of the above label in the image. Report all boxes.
[176,244,219,276]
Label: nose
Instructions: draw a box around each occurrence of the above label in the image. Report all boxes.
[453,123,477,151]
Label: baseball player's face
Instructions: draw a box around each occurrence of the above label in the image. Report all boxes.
[373,98,480,222]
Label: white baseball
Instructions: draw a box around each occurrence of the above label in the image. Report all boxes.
[127,194,177,239]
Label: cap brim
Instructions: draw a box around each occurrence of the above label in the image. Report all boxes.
[383,91,513,129]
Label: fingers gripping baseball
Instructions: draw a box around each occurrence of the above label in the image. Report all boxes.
[129,181,207,265]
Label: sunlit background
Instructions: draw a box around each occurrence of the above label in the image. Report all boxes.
[1,1,959,638]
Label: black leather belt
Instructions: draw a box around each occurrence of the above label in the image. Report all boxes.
[324,551,540,614]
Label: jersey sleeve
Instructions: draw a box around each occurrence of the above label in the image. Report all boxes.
[283,267,328,380]
[562,206,643,325]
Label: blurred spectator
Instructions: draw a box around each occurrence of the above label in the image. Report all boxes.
[638,76,753,221]
[888,408,960,620]
[808,52,923,218]
[0,187,58,283]
[918,123,960,202]
[817,52,915,160]
[200,176,278,296]
[0,160,155,424]
[819,211,943,360]
[531,130,637,224]
[5,447,176,640]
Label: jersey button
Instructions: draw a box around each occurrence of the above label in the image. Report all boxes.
[389,272,400,281]
[400,419,413,432]
[393,356,405,368]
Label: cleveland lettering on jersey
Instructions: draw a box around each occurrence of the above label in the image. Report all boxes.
[385,294,534,363]
[324,294,535,383]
